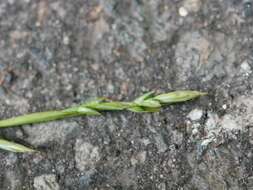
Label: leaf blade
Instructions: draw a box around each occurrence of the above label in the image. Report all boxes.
[0,139,35,153]
[0,110,76,128]
[77,107,101,115]
[134,91,155,103]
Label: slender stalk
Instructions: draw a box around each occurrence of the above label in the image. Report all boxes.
[0,90,207,152]
[0,111,74,128]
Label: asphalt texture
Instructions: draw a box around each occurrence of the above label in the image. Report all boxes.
[0,0,253,189]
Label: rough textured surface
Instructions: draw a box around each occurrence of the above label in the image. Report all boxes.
[0,0,253,189]
[24,121,79,146]
[75,140,100,172]
[33,174,60,190]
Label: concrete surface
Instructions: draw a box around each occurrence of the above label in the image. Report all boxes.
[0,0,252,189]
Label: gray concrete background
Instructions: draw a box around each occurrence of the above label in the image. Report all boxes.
[0,0,252,189]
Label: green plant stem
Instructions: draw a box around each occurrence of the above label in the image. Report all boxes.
[0,90,207,152]
[0,111,73,128]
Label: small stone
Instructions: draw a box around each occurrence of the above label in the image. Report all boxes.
[205,112,219,131]
[135,151,146,164]
[91,63,99,71]
[24,121,79,146]
[107,82,114,94]
[240,60,251,74]
[5,153,17,166]
[158,182,166,190]
[130,157,138,166]
[34,174,60,190]
[8,0,15,5]
[15,129,24,139]
[222,104,227,110]
[63,35,69,45]
[141,138,151,146]
[179,7,188,17]
[220,114,241,130]
[154,134,167,153]
[171,130,184,145]
[192,128,199,135]
[187,109,203,121]
[75,140,100,171]
[86,5,103,22]
[183,0,202,13]
[200,138,213,146]
[191,123,201,137]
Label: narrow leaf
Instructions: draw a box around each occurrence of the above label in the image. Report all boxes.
[77,107,101,115]
[134,91,155,103]
[0,139,35,153]
[128,106,161,113]
[0,110,76,128]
